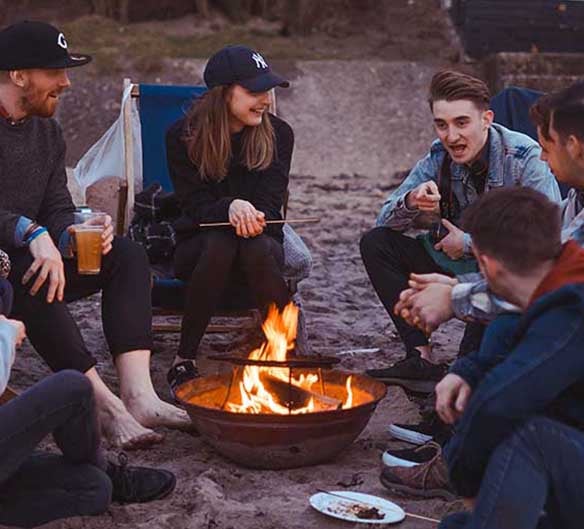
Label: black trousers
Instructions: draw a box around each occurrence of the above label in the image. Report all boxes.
[174,230,290,358]
[0,371,111,528]
[8,237,153,373]
[360,227,484,356]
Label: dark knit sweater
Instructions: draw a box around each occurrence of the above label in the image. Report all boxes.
[166,113,294,243]
[0,116,75,249]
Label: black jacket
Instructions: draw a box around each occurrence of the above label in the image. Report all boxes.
[165,113,294,243]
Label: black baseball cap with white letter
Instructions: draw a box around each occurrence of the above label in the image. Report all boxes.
[204,45,289,92]
[0,21,92,71]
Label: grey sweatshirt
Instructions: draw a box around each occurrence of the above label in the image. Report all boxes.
[0,116,75,250]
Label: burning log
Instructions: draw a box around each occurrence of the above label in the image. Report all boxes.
[260,373,342,413]
[223,303,352,415]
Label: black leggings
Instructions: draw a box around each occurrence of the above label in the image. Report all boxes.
[8,237,153,373]
[174,230,290,358]
[360,227,484,356]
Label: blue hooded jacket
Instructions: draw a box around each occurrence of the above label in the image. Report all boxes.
[445,241,584,497]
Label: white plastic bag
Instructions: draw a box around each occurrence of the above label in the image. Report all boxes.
[73,85,142,193]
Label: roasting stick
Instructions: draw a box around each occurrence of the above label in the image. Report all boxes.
[199,217,320,228]
[316,489,440,524]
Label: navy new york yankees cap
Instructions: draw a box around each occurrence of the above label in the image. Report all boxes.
[0,21,92,71]
[204,45,289,92]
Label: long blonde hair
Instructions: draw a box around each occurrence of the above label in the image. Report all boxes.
[183,86,275,182]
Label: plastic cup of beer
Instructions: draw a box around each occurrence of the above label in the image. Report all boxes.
[74,212,106,275]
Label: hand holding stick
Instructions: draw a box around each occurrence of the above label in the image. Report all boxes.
[199,218,320,228]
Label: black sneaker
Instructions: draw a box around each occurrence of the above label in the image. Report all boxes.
[107,453,176,504]
[382,441,441,468]
[365,349,448,393]
[388,412,452,445]
[167,360,200,400]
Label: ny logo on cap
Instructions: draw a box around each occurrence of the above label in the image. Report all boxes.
[57,33,68,49]
[252,52,268,69]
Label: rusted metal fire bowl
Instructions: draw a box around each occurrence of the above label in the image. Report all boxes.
[175,369,387,469]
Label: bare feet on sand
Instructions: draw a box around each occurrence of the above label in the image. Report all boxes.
[99,400,165,450]
[115,350,195,432]
[125,395,195,432]
[86,367,166,449]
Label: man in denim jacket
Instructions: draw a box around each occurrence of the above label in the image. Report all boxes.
[361,71,560,392]
[397,81,584,340]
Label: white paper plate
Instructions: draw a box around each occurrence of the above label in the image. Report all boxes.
[309,490,405,524]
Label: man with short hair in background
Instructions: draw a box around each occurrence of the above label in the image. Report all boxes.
[432,188,584,529]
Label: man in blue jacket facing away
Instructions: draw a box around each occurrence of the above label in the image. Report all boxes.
[388,186,584,529]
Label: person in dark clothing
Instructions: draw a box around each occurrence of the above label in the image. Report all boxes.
[166,45,293,388]
[361,70,560,392]
[0,21,191,449]
[382,188,584,528]
[0,310,176,528]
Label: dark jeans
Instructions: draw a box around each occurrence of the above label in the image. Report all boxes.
[440,417,584,529]
[174,230,290,358]
[360,227,484,355]
[0,370,111,528]
[8,237,153,373]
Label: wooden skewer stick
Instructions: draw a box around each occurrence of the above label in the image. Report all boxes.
[199,218,320,228]
[315,489,440,524]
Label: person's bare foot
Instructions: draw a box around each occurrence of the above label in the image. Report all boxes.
[125,395,196,432]
[114,349,195,432]
[85,366,165,450]
[99,401,165,450]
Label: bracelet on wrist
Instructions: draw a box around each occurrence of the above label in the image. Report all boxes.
[25,227,48,246]
[22,221,39,242]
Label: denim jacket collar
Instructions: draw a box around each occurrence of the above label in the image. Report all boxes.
[447,123,535,187]
[485,125,505,188]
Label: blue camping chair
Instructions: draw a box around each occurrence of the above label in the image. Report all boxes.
[491,86,570,198]
[491,86,542,142]
[118,80,310,338]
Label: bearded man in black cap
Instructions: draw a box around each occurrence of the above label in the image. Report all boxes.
[0,20,191,449]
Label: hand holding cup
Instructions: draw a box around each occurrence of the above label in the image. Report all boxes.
[68,212,112,275]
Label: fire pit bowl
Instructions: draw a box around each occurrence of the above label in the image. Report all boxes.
[175,369,387,469]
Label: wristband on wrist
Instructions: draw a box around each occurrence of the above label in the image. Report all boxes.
[25,227,48,246]
[22,221,39,243]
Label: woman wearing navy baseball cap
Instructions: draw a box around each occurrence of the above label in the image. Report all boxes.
[166,45,294,387]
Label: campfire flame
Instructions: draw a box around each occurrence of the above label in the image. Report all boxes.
[227,303,355,414]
